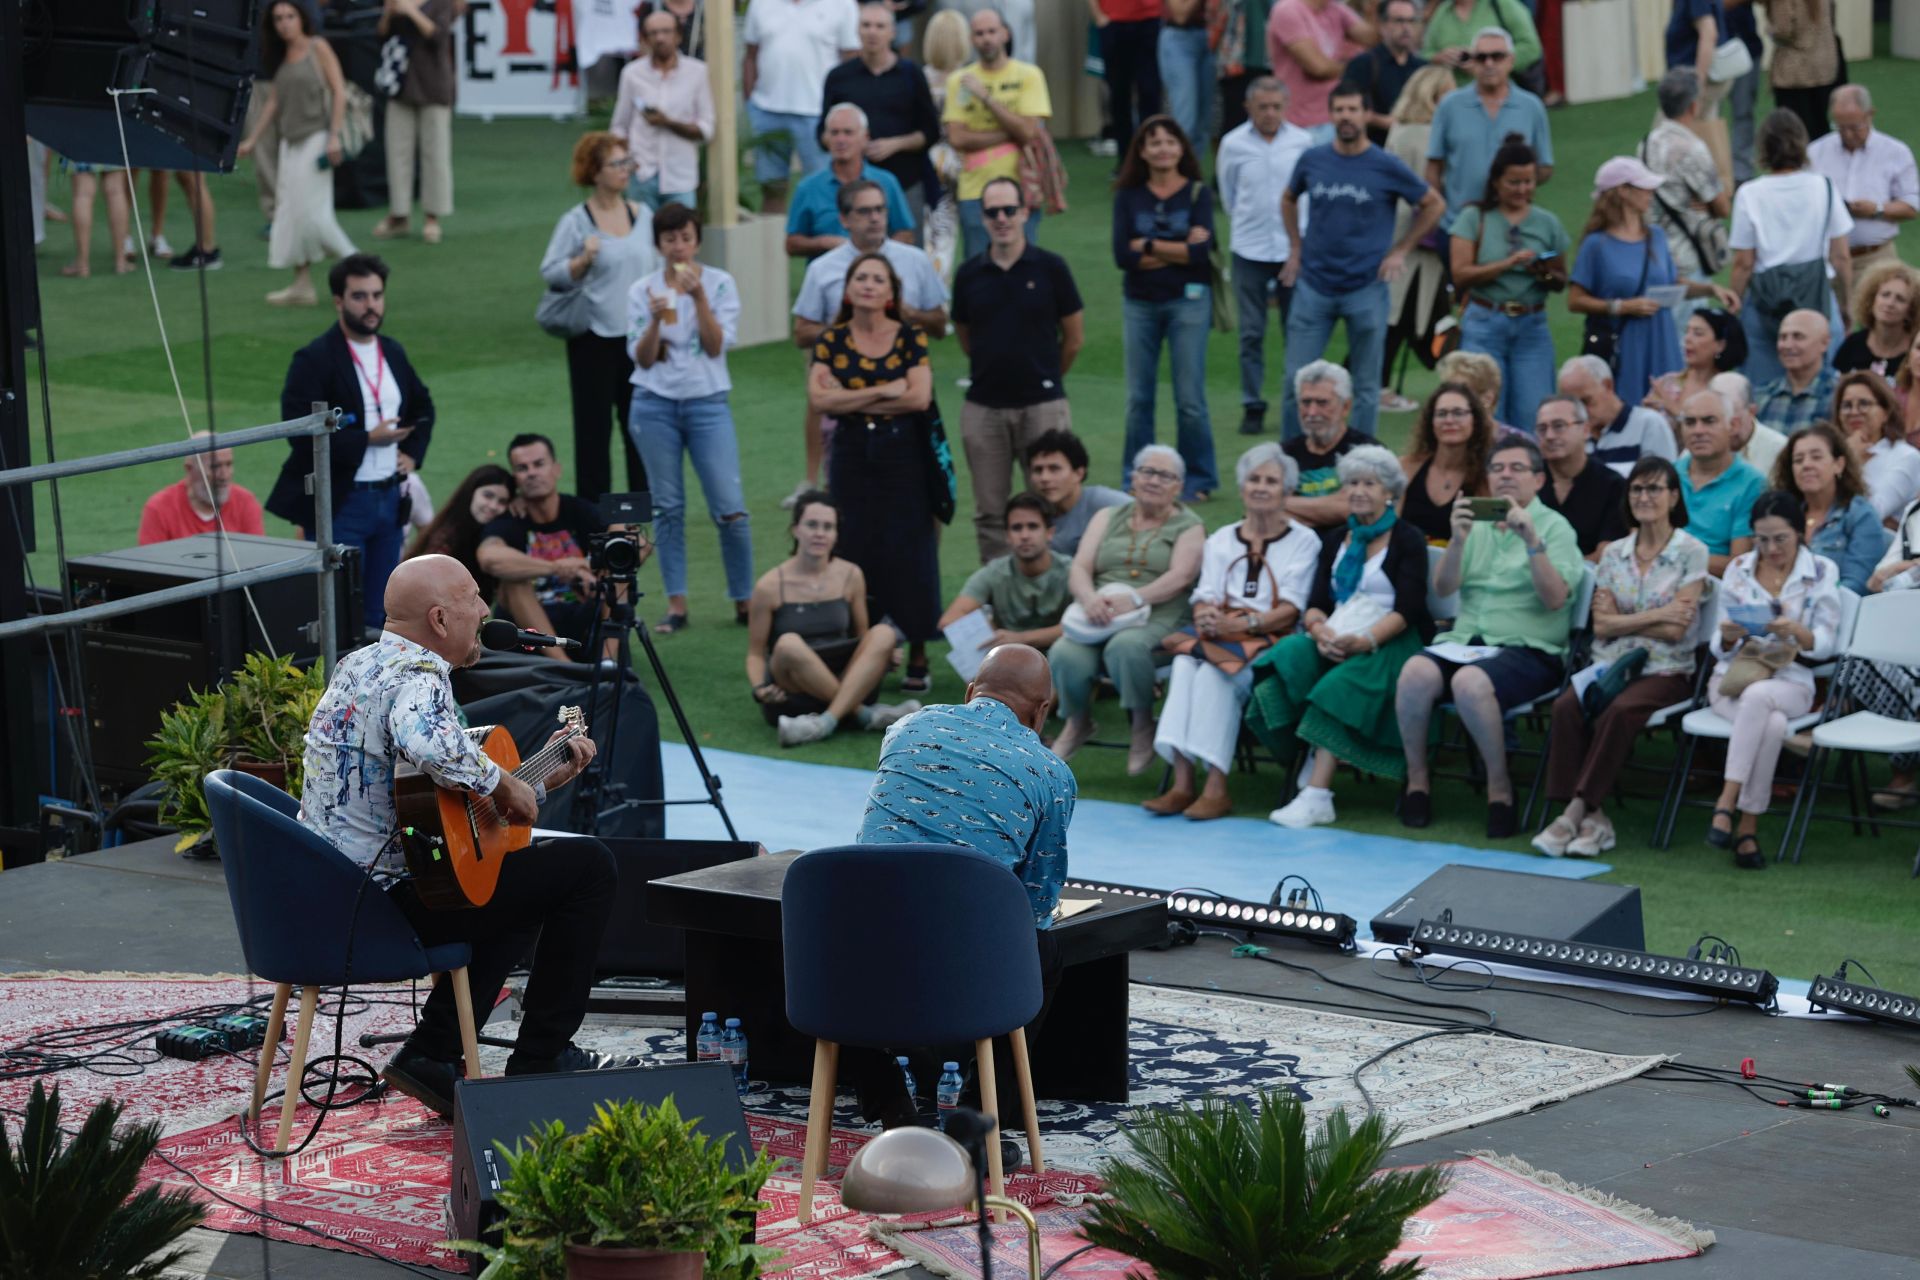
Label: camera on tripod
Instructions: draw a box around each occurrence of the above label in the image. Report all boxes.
[587,492,653,581]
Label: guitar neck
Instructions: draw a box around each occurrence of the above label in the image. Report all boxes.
[513,728,583,788]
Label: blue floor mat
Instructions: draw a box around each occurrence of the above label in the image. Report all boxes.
[658,745,1610,932]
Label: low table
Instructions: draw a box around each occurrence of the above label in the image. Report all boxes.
[646,852,1167,1101]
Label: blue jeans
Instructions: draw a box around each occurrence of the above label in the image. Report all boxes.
[1281,278,1388,442]
[627,389,755,601]
[1458,304,1556,429]
[745,103,826,185]
[1232,253,1293,410]
[958,198,1042,262]
[629,174,695,211]
[334,484,403,630]
[1157,26,1216,158]
[1122,291,1218,497]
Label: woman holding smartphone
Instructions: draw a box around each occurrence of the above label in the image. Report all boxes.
[1448,135,1570,429]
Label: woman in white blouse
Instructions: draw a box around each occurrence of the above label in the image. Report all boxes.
[1147,445,1320,820]
[1858,497,1920,809]
[1834,370,1920,525]
[1704,490,1844,868]
[627,203,752,632]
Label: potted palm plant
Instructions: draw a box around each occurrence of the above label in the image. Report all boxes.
[1080,1091,1450,1280]
[458,1095,779,1280]
[144,653,324,852]
[0,1080,207,1278]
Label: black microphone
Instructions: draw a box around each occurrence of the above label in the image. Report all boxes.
[481,618,583,652]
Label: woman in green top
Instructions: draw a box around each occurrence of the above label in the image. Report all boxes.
[1050,444,1205,774]
[1448,135,1568,429]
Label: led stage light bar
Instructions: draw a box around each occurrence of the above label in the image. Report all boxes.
[1808,974,1920,1030]
[1409,919,1778,1005]
[1063,878,1357,948]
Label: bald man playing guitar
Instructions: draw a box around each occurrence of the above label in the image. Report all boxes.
[299,554,629,1117]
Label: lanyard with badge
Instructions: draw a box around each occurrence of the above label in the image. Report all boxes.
[348,340,387,429]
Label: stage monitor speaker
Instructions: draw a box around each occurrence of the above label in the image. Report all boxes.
[450,1061,750,1274]
[1370,864,1644,949]
[21,0,259,171]
[597,839,765,977]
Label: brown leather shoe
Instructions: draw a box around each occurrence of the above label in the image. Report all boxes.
[1142,788,1196,815]
[1183,791,1233,821]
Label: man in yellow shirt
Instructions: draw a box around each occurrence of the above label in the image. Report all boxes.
[942,9,1052,260]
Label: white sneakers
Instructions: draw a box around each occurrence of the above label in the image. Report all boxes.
[1269,786,1336,830]
[862,700,921,732]
[1534,813,1616,858]
[777,713,833,746]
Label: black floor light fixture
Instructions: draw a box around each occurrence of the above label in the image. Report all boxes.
[1063,879,1357,949]
[1808,961,1920,1031]
[1409,919,1780,1007]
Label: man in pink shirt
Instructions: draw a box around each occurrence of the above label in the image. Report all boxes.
[138,434,266,545]
[1267,0,1376,139]
[609,9,716,211]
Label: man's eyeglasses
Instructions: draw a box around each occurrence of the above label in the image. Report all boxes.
[1536,418,1580,433]
[1677,414,1723,428]
[982,204,1022,221]
[1486,461,1539,476]
[1134,465,1181,484]
[848,204,888,217]
[1468,50,1510,63]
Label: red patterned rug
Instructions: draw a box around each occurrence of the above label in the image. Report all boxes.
[877,1153,1713,1280]
[141,1101,1105,1277]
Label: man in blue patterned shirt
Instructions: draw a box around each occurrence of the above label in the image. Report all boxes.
[852,645,1073,1158]
[300,555,629,1117]
[1754,309,1840,437]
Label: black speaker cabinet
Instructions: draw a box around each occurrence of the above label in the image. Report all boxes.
[597,839,765,978]
[1371,864,1645,949]
[450,1061,750,1274]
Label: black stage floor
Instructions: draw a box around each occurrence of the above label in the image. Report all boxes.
[3,837,1918,1280]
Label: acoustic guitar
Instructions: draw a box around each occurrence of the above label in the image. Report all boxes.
[394,705,587,910]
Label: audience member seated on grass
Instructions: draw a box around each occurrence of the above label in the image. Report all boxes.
[1024,429,1128,557]
[1536,394,1626,559]
[1148,445,1321,821]
[1435,350,1514,437]
[1253,444,1436,831]
[1282,360,1380,530]
[1558,353,1679,474]
[1755,309,1841,436]
[745,491,918,747]
[938,493,1073,653]
[1703,490,1843,869]
[1049,444,1205,772]
[1534,456,1708,858]
[1397,435,1584,839]
[1833,260,1918,383]
[1399,381,1495,545]
[405,463,513,602]
[1862,496,1920,811]
[478,433,620,663]
[1675,387,1767,575]
[1645,309,1748,425]
[1771,422,1889,594]
[1834,369,1920,524]
[1713,370,1787,479]
[137,432,265,544]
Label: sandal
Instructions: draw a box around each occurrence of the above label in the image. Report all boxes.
[901,664,932,694]
[1872,786,1920,812]
[735,603,751,627]
[1705,807,1735,848]
[1732,833,1766,871]
[654,613,689,634]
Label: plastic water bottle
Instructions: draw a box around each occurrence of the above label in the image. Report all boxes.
[695,1012,720,1063]
[896,1055,918,1106]
[937,1061,963,1130]
[719,1018,748,1095]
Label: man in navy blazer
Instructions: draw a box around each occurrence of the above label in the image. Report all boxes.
[267,253,435,630]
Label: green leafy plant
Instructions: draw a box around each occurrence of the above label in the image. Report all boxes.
[1079,1091,1450,1280]
[144,653,324,849]
[0,1080,207,1279]
[458,1095,780,1280]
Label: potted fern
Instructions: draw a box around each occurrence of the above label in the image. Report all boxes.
[1080,1091,1450,1280]
[0,1080,207,1278]
[144,653,324,852]
[458,1095,779,1280]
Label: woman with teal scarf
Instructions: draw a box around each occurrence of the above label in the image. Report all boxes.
[1247,445,1438,830]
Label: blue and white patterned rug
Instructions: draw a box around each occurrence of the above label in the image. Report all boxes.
[570,986,1666,1173]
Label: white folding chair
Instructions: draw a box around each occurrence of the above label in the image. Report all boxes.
[1781,591,1920,865]
[1656,587,1860,848]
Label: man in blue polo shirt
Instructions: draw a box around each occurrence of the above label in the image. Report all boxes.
[1280,82,1444,440]
[1425,27,1553,231]
[1675,387,1764,576]
[784,103,915,259]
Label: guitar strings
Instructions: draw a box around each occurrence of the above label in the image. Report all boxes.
[463,721,584,827]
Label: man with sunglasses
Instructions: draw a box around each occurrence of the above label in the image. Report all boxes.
[952,175,1086,562]
[1424,27,1553,233]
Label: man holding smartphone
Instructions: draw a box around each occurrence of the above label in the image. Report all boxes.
[1394,435,1582,838]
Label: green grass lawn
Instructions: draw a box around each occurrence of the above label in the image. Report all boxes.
[23,44,1920,990]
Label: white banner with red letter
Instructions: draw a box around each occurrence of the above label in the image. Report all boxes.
[457,0,587,118]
